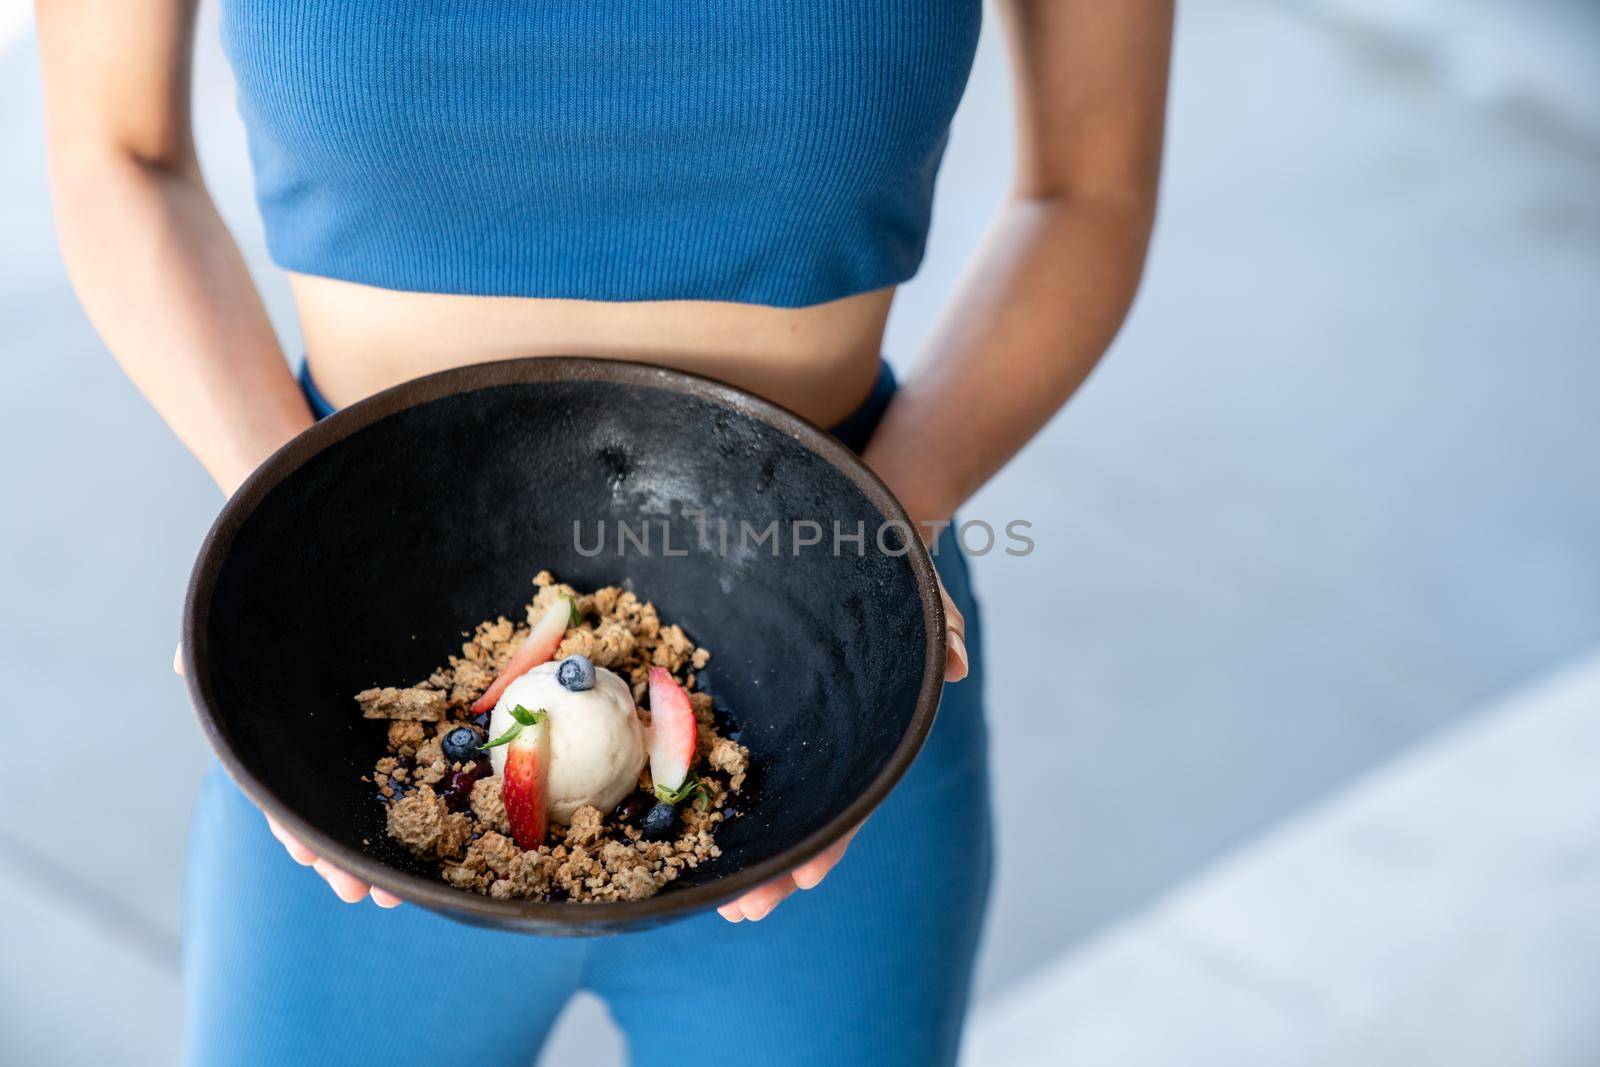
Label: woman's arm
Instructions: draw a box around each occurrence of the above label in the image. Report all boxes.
[36,0,313,497]
[863,0,1174,528]
[38,0,391,907]
[717,1,1174,925]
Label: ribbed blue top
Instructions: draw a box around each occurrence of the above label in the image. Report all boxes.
[219,2,981,308]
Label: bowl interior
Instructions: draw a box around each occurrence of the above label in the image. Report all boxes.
[188,361,940,931]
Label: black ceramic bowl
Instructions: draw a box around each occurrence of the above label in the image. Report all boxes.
[183,358,944,934]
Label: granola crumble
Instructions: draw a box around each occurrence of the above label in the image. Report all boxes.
[356,686,446,722]
[359,571,749,903]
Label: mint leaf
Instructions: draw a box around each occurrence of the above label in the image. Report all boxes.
[654,774,712,808]
[480,721,522,749]
[481,707,546,749]
[510,705,547,726]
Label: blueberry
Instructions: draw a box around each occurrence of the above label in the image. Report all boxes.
[441,726,481,764]
[640,801,679,842]
[612,792,652,825]
[556,655,596,692]
[440,762,490,811]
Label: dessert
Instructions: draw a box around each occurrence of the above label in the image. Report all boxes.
[356,571,749,903]
[484,661,645,827]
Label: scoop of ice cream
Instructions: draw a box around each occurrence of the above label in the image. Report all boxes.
[486,661,644,824]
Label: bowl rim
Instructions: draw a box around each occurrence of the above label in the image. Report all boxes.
[182,356,947,928]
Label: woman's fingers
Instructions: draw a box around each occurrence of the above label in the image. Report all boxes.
[940,579,969,682]
[793,825,858,890]
[743,877,799,921]
[942,582,965,634]
[172,643,184,677]
[719,874,799,923]
[946,630,969,682]
[265,815,399,907]
[313,859,372,904]
[265,816,318,866]
[718,822,864,923]
[369,887,403,909]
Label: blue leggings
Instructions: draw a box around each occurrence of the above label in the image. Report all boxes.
[182,364,993,1065]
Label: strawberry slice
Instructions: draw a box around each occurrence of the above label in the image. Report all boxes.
[647,666,697,796]
[487,705,550,849]
[471,596,575,716]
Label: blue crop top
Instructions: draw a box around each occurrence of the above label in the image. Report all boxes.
[219,2,981,308]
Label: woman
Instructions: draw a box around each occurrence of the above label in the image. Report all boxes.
[38,2,1171,1063]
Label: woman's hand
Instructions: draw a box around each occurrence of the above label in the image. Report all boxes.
[263,813,402,908]
[716,576,968,923]
[173,645,401,908]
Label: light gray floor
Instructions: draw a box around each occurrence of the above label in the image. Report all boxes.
[1,1,1596,1064]
[967,647,1600,1067]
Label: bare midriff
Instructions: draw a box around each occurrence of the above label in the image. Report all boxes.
[292,274,896,428]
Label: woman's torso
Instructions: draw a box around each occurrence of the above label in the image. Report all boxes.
[295,275,893,426]
[222,1,980,421]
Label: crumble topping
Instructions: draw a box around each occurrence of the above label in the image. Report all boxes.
[385,786,472,861]
[356,686,446,722]
[708,736,750,792]
[358,571,750,903]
